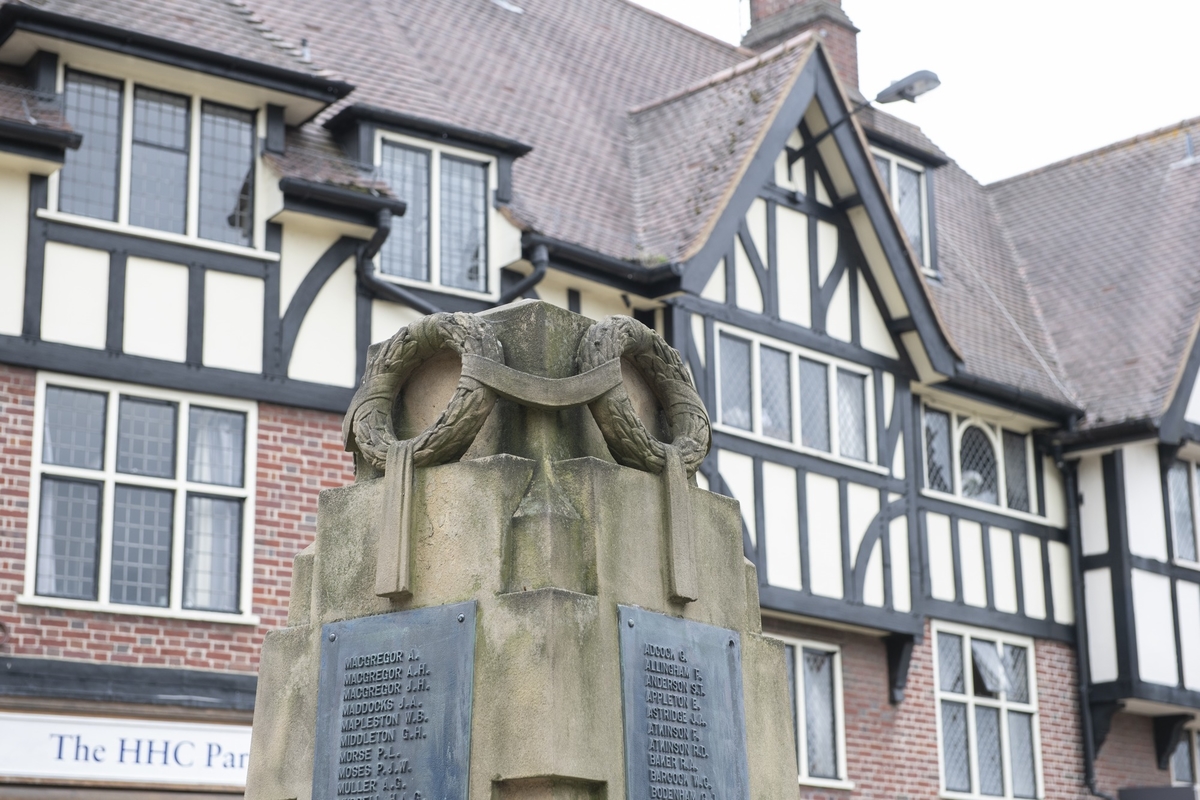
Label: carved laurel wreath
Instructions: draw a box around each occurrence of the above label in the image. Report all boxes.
[577,315,711,477]
[344,312,504,472]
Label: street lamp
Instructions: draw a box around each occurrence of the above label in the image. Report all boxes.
[875,70,941,104]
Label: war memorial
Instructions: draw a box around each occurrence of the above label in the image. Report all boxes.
[245,302,798,800]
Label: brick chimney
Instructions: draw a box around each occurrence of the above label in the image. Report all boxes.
[742,0,861,99]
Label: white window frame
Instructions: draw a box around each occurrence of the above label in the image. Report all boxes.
[931,621,1044,800]
[771,635,853,790]
[373,129,499,301]
[871,146,932,272]
[712,322,882,473]
[1166,458,1200,570]
[43,63,270,260]
[921,403,1041,521]
[20,372,260,625]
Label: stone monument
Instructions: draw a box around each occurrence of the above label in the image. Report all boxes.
[245,301,799,800]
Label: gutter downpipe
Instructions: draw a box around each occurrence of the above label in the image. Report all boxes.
[1062,450,1118,800]
[495,244,548,305]
[355,209,443,316]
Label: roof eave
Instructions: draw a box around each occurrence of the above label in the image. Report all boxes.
[325,104,533,157]
[0,5,353,105]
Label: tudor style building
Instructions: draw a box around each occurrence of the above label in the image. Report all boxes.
[0,0,1197,798]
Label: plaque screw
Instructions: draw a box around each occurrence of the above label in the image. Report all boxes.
[628,619,634,628]
[457,614,465,623]
[329,633,337,642]
[728,639,735,647]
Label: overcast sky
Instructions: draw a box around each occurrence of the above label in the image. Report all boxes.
[636,0,1199,184]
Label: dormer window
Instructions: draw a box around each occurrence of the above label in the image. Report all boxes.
[377,135,490,294]
[57,69,257,248]
[872,147,931,271]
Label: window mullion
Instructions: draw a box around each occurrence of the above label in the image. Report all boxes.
[796,659,809,779]
[430,150,441,287]
[117,78,133,225]
[998,697,1013,799]
[965,692,980,796]
[170,401,190,610]
[96,391,121,604]
[186,95,201,238]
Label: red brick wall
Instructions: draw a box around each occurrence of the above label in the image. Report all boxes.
[764,618,1103,799]
[0,364,354,672]
[745,0,859,91]
[1094,712,1171,794]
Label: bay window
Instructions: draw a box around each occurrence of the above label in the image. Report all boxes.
[58,69,257,247]
[26,375,256,620]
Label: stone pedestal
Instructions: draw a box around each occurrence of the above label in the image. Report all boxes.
[246,302,798,800]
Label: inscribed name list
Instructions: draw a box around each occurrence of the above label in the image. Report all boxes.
[618,606,750,800]
[313,602,475,800]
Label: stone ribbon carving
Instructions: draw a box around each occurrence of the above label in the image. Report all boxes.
[343,311,711,603]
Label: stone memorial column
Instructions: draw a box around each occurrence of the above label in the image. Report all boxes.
[246,301,799,800]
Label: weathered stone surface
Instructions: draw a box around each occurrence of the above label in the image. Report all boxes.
[246,303,797,800]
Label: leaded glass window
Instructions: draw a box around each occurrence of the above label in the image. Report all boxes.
[960,426,998,505]
[719,333,752,431]
[897,163,924,258]
[935,626,1040,799]
[379,142,430,280]
[33,379,252,616]
[779,639,844,784]
[799,358,829,452]
[925,407,1042,514]
[925,408,952,493]
[199,102,255,245]
[760,346,791,441]
[1003,430,1030,512]
[836,369,866,461]
[1173,735,1195,786]
[129,86,189,233]
[1169,460,1197,562]
[60,71,123,221]
[440,155,488,292]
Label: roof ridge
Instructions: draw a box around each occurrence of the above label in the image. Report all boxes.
[987,114,1200,188]
[627,30,813,116]
[616,0,753,61]
[223,0,332,77]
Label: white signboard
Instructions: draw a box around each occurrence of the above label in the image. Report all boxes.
[0,712,251,788]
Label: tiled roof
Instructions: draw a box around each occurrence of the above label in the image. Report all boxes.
[263,127,389,194]
[238,0,750,260]
[0,64,69,131]
[630,35,816,264]
[990,118,1200,427]
[14,0,323,77]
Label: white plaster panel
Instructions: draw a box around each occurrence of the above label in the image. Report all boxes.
[1048,540,1075,624]
[1178,580,1200,691]
[775,206,810,328]
[1018,534,1046,620]
[288,257,356,388]
[734,239,763,314]
[846,482,879,571]
[580,290,628,322]
[717,449,756,547]
[280,223,341,310]
[806,472,843,599]
[959,520,987,608]
[701,258,726,304]
[1078,455,1108,556]
[690,313,706,367]
[846,206,907,319]
[858,271,898,358]
[489,201,523,269]
[202,271,263,374]
[1132,569,1179,686]
[1084,568,1119,683]
[816,220,838,284]
[989,528,1018,614]
[815,173,832,206]
[826,272,851,343]
[890,515,911,612]
[892,431,906,480]
[1042,456,1067,527]
[746,198,768,265]
[122,257,188,362]
[762,461,801,591]
[863,540,884,607]
[695,471,709,492]
[1184,370,1200,426]
[371,300,424,344]
[534,280,569,309]
[0,168,28,335]
[1123,442,1168,562]
[926,512,955,602]
[41,242,108,349]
